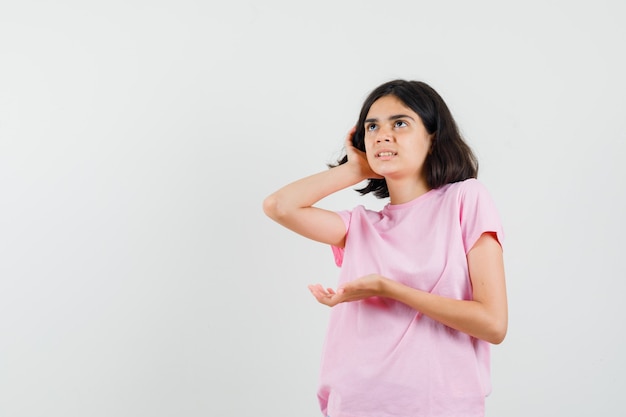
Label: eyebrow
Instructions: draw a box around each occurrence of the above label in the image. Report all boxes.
[364,114,416,123]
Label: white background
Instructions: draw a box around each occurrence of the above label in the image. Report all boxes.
[1,1,625,416]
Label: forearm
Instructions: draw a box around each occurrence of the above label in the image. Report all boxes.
[263,163,363,217]
[381,278,507,344]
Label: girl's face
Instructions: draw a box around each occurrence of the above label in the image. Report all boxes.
[363,95,433,182]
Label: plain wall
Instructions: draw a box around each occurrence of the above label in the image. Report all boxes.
[1,1,624,416]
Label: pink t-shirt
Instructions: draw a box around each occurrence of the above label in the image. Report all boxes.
[318,179,504,417]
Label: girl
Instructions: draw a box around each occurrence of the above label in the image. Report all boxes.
[263,80,507,417]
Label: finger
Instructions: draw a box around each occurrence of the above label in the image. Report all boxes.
[345,127,357,146]
[314,292,335,306]
[308,284,324,293]
[308,285,323,297]
[309,284,334,301]
[308,290,326,303]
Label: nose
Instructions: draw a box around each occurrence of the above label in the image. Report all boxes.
[376,126,393,142]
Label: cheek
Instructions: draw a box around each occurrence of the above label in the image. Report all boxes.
[364,145,377,164]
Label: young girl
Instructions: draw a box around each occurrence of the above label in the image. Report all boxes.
[263,80,507,417]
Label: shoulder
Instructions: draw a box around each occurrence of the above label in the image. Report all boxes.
[444,178,487,193]
[336,204,384,225]
[342,203,385,216]
[442,178,493,202]
[437,179,500,222]
[448,179,502,231]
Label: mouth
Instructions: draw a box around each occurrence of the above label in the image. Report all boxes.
[376,151,397,158]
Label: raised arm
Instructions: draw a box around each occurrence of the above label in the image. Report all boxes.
[263,128,380,247]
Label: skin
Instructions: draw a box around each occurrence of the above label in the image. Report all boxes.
[263,95,508,344]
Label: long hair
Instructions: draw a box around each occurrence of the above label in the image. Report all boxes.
[332,80,478,198]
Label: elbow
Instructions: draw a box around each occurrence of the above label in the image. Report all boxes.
[262,193,285,221]
[489,329,507,345]
[486,319,508,345]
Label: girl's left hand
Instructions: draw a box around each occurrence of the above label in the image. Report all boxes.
[308,274,386,307]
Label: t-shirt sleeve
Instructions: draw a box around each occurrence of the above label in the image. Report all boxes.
[459,179,504,254]
[330,210,352,267]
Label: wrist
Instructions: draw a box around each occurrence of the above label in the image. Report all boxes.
[336,162,369,185]
[378,276,395,298]
[380,278,416,303]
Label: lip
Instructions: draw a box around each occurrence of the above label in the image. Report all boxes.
[375,149,397,158]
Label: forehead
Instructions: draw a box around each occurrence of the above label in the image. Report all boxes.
[366,95,416,118]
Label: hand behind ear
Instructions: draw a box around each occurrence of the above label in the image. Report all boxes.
[344,127,383,180]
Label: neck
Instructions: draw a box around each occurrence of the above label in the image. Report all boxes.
[387,177,431,205]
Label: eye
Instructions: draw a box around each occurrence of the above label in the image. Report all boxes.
[366,123,378,132]
[394,120,407,128]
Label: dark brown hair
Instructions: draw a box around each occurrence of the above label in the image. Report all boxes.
[333,80,478,198]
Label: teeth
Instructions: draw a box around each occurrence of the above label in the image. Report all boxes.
[378,152,395,157]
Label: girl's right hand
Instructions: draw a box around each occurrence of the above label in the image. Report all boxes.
[344,127,383,180]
